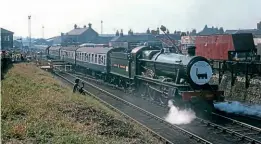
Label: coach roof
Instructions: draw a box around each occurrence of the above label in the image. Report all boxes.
[60,46,80,51]
[49,46,61,51]
[77,47,113,54]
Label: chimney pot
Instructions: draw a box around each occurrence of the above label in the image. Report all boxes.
[88,23,92,28]
[120,29,123,36]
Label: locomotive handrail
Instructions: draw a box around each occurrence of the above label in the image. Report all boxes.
[136,75,190,88]
[139,59,184,66]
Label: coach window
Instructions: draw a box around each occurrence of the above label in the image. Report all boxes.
[91,54,94,63]
[80,53,82,60]
[98,55,101,64]
[104,56,106,65]
[100,55,104,65]
[95,54,97,63]
[80,53,82,61]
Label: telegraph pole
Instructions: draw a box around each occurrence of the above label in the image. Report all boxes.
[101,20,103,34]
[28,15,31,51]
[42,25,45,39]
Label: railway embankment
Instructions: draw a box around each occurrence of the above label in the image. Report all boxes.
[1,63,162,144]
[210,73,261,104]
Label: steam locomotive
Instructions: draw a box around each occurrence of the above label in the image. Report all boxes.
[47,44,224,113]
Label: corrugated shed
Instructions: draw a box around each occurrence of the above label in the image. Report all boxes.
[195,34,255,60]
[195,35,234,60]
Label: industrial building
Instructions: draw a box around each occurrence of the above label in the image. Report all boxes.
[0,28,14,50]
[60,23,113,46]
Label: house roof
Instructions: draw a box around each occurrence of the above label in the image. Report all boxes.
[110,33,181,43]
[99,34,115,37]
[225,29,261,35]
[0,28,14,34]
[198,27,220,35]
[92,36,114,44]
[110,34,159,42]
[67,27,98,36]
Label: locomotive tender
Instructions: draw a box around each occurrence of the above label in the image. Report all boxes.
[47,44,224,112]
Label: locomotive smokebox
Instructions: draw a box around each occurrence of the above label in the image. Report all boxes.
[187,56,213,86]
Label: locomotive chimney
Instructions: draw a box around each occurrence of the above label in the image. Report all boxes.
[187,46,196,56]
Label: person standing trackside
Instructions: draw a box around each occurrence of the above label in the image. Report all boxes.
[73,79,80,93]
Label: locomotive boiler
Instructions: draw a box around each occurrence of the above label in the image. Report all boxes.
[140,47,213,87]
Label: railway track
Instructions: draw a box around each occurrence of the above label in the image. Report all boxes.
[210,113,261,143]
[54,71,212,144]
[66,70,261,144]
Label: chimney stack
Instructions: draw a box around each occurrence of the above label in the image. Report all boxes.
[120,29,123,36]
[74,24,77,29]
[116,30,119,36]
[157,27,160,34]
[257,21,261,30]
[88,23,92,28]
[84,25,86,28]
[128,29,133,35]
[146,28,150,34]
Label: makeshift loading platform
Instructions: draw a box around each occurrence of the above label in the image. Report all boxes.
[37,60,72,72]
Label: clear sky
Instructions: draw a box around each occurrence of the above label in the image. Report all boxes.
[1,0,260,39]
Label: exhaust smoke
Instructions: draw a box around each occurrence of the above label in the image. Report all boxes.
[164,100,196,125]
[214,101,261,118]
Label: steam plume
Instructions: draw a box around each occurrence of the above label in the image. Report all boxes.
[164,100,196,125]
[214,101,261,118]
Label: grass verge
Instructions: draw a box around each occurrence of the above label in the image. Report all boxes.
[1,63,163,144]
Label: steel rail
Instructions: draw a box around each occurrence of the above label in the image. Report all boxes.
[63,71,212,144]
[212,112,261,132]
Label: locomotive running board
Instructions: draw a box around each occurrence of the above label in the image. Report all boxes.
[135,75,189,88]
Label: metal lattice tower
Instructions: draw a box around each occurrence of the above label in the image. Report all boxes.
[28,15,31,51]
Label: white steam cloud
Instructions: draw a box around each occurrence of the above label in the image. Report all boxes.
[214,101,261,118]
[164,100,196,125]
